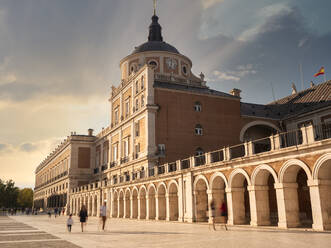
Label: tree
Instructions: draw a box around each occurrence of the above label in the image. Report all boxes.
[0,179,19,208]
[17,188,33,208]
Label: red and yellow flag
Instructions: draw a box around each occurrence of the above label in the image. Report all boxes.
[314,67,325,77]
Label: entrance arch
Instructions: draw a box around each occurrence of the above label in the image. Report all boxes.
[124,189,131,218]
[88,196,92,216]
[157,183,167,220]
[112,191,118,217]
[168,181,179,221]
[93,195,97,216]
[119,190,124,218]
[148,184,156,220]
[251,165,278,226]
[139,186,147,219]
[132,188,138,219]
[210,172,228,223]
[229,169,251,225]
[194,176,209,222]
[279,159,313,227]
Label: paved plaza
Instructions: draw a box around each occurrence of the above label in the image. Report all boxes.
[0,215,330,248]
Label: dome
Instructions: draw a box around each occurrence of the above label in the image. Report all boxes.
[132,41,180,55]
[131,14,180,55]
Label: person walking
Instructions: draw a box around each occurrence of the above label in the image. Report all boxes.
[79,205,88,232]
[209,200,216,231]
[100,201,107,231]
[67,214,74,232]
[220,201,228,231]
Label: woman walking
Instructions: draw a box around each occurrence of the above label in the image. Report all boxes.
[79,205,88,232]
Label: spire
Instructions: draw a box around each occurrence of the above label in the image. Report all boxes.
[148,0,163,42]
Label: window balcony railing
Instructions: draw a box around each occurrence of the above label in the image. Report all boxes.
[168,162,177,172]
[194,155,206,166]
[181,159,190,170]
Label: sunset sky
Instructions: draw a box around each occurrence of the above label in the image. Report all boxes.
[0,0,330,188]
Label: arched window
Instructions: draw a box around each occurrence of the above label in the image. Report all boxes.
[136,98,139,110]
[141,76,145,89]
[195,124,203,135]
[135,81,139,94]
[194,102,202,112]
[148,60,158,69]
[141,95,145,107]
[195,147,204,156]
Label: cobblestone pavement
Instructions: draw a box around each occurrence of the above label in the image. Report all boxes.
[0,216,80,248]
[8,215,331,248]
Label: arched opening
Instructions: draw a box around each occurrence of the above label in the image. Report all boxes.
[282,165,312,227]
[315,158,331,230]
[93,196,97,216]
[194,179,208,222]
[253,169,278,226]
[242,124,278,154]
[157,185,166,220]
[231,173,250,225]
[77,198,81,214]
[211,176,227,223]
[139,187,146,219]
[168,183,179,221]
[125,190,130,218]
[119,191,124,218]
[132,189,138,219]
[88,196,92,216]
[148,186,156,220]
[112,192,118,217]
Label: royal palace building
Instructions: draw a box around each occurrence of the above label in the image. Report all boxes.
[34,11,331,231]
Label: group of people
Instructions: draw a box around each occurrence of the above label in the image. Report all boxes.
[209,201,228,231]
[66,201,107,233]
[47,207,65,218]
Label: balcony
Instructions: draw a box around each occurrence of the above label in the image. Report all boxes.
[194,155,206,167]
[101,165,107,171]
[181,159,190,170]
[93,168,99,174]
[110,161,117,168]
[120,156,129,164]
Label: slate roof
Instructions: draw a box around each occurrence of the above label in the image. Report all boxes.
[154,81,239,99]
[241,80,331,120]
[132,41,180,55]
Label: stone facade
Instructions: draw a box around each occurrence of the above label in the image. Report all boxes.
[33,12,331,231]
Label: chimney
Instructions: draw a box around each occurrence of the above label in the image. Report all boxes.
[310,81,315,88]
[88,128,94,136]
[291,83,297,95]
[230,88,241,97]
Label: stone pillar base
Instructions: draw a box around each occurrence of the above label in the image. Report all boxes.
[250,220,271,226]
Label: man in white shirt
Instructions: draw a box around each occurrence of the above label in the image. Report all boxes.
[100,201,107,231]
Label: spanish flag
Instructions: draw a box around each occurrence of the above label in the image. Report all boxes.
[314,67,325,77]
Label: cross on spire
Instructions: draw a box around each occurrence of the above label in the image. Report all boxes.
[153,0,157,16]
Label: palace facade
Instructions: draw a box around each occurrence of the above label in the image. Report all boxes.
[33,12,331,231]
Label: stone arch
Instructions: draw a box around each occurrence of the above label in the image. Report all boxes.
[240,120,280,142]
[229,168,251,188]
[251,164,279,226]
[168,180,179,221]
[312,153,331,230]
[88,195,93,216]
[124,188,131,218]
[93,194,98,216]
[157,183,167,220]
[313,153,331,180]
[279,159,313,227]
[209,172,228,223]
[148,184,157,220]
[279,159,312,183]
[193,175,209,222]
[138,185,147,219]
[131,187,139,219]
[229,168,251,225]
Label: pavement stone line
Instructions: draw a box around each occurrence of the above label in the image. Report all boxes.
[0,216,80,248]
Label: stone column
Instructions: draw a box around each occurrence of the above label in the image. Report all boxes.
[146,195,150,220]
[137,196,141,220]
[165,193,170,221]
[275,183,300,228]
[130,196,133,219]
[117,196,120,218]
[178,177,184,222]
[183,172,194,223]
[110,190,114,217]
[309,179,331,231]
[207,190,213,224]
[155,194,160,220]
[225,188,234,225]
[97,194,101,217]
[248,185,271,226]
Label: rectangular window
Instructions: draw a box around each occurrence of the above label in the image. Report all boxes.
[113,144,118,162]
[141,95,145,107]
[135,122,140,137]
[158,144,165,155]
[123,139,129,157]
[114,108,119,124]
[136,81,139,94]
[136,98,139,111]
[125,99,130,117]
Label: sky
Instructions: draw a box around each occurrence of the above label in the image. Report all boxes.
[0,0,330,188]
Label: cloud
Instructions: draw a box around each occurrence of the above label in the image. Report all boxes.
[212,70,240,82]
[211,64,257,82]
[20,143,39,152]
[201,0,224,9]
[0,143,8,151]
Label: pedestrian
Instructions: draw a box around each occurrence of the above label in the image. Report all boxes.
[100,201,107,231]
[62,208,65,216]
[47,209,51,218]
[209,200,216,231]
[54,208,58,218]
[67,214,74,232]
[79,205,88,232]
[220,201,228,231]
